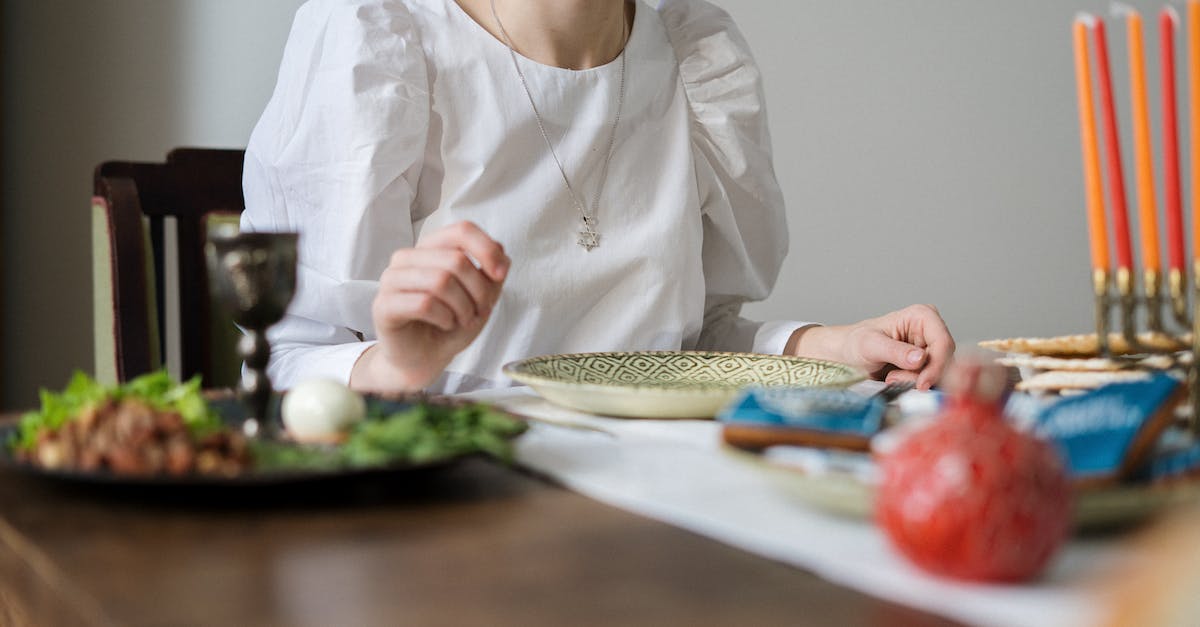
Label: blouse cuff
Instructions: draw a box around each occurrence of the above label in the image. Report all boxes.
[752,320,817,356]
[267,341,376,388]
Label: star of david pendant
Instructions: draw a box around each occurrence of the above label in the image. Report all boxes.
[577,216,600,251]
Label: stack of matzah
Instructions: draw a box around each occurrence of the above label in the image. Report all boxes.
[978,332,1192,394]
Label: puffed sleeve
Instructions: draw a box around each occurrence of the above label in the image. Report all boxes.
[659,0,813,355]
[241,0,429,387]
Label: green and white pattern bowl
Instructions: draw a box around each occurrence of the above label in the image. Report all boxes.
[502,351,865,419]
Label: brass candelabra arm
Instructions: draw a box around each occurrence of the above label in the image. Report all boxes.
[1094,268,1111,357]
[1143,269,1164,332]
[1192,273,1200,436]
[1116,268,1142,353]
[1169,267,1191,327]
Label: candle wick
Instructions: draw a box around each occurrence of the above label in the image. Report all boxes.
[1075,12,1099,28]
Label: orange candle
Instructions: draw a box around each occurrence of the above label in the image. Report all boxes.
[1074,15,1109,272]
[1126,9,1161,273]
[1190,1,1200,262]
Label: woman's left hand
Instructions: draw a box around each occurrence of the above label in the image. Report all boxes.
[785,304,955,390]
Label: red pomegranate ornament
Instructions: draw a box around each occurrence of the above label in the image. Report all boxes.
[875,361,1073,582]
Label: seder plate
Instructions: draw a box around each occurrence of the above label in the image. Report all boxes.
[0,396,526,490]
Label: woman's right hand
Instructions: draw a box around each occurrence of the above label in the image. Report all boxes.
[350,221,510,393]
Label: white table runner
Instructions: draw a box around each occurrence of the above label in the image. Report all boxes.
[464,387,1124,627]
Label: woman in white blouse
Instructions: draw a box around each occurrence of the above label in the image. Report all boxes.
[242,0,955,395]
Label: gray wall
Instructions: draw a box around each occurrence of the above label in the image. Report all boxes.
[2,0,303,408]
[734,0,1158,350]
[0,0,1175,408]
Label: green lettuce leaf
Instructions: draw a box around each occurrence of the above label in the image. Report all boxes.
[11,371,222,452]
[253,402,527,472]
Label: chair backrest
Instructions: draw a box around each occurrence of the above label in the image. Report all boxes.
[93,147,246,387]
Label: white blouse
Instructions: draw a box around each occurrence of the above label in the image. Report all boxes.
[242,0,808,394]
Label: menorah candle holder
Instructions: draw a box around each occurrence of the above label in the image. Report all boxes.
[1092,266,1197,435]
[206,229,299,438]
[1074,6,1199,435]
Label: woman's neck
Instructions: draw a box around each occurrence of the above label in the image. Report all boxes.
[462,0,632,70]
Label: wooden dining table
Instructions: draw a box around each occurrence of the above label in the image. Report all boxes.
[0,413,964,627]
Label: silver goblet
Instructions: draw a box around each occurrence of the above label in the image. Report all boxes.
[205,229,298,437]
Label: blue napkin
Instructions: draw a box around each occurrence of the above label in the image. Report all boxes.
[1033,373,1182,480]
[718,387,885,437]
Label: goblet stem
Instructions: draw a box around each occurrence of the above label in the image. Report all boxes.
[238,330,273,437]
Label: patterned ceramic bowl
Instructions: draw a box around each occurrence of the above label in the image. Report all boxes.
[502,351,864,419]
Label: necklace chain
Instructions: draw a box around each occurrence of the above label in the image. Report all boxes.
[490,0,628,251]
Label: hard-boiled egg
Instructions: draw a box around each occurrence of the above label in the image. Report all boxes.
[281,379,366,443]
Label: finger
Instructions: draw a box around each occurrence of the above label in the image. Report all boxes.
[389,248,504,316]
[916,341,954,391]
[912,311,956,390]
[858,332,928,376]
[381,265,480,327]
[372,291,456,333]
[884,369,919,385]
[418,221,511,282]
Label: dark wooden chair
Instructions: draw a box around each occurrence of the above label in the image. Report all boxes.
[92,148,246,387]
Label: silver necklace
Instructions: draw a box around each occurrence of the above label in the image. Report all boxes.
[490,0,628,251]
